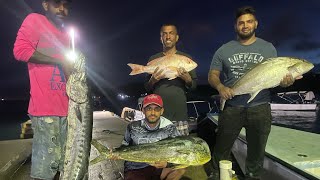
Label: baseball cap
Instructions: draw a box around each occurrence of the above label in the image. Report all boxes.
[143,94,163,108]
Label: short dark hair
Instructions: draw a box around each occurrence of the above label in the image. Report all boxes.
[160,24,179,35]
[235,6,256,20]
[44,0,72,3]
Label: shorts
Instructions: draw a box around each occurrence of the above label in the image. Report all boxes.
[30,116,67,180]
[125,166,162,180]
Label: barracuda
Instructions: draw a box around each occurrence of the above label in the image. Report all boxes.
[221,57,314,110]
[91,136,211,169]
[62,53,93,180]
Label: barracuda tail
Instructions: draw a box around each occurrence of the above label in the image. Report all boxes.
[90,139,110,165]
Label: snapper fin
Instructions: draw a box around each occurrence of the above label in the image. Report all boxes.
[127,63,145,75]
[165,66,179,80]
[147,57,164,66]
[247,90,262,103]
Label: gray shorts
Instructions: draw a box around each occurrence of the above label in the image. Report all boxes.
[30,116,67,180]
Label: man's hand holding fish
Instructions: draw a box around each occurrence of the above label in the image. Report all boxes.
[177,67,192,86]
[216,83,235,100]
[149,161,167,169]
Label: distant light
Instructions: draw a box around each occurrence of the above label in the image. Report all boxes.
[118,93,130,100]
[1,98,4,101]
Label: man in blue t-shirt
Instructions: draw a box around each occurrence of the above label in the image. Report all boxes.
[121,94,186,180]
[208,6,297,179]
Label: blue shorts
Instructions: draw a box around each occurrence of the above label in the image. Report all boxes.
[30,116,67,180]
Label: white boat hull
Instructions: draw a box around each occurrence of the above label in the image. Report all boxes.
[270,103,317,111]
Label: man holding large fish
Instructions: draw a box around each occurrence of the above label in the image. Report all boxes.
[105,94,187,180]
[13,0,74,179]
[207,6,310,180]
[131,24,198,133]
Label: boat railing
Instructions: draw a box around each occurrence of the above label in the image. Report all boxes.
[187,100,220,121]
[274,91,316,104]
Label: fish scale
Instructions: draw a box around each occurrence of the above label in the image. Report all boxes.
[91,136,211,168]
[220,57,314,110]
[127,54,197,80]
[61,53,93,180]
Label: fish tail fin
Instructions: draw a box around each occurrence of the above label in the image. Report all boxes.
[90,139,110,164]
[247,90,261,103]
[90,155,107,165]
[127,63,145,75]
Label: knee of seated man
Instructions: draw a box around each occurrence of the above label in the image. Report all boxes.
[171,168,186,177]
[162,168,186,179]
[176,168,186,175]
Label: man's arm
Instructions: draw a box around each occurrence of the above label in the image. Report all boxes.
[13,14,73,78]
[187,69,197,90]
[208,69,234,100]
[144,67,165,92]
[29,51,73,78]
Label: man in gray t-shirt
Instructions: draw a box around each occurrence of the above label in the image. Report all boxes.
[208,6,296,179]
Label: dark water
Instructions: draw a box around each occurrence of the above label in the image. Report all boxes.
[0,100,29,140]
[272,110,320,134]
[1,100,320,140]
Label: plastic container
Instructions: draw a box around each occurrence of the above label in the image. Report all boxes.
[219,160,235,180]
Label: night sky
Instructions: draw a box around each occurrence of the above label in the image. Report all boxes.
[1,0,320,100]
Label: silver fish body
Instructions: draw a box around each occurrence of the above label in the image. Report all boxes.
[91,136,211,168]
[221,57,314,110]
[62,53,93,180]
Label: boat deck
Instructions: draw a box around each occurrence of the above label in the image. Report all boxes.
[208,113,320,180]
[0,111,209,180]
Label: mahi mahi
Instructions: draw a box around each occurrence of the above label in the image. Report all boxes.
[62,53,93,180]
[91,136,211,169]
[128,54,197,80]
[221,57,314,110]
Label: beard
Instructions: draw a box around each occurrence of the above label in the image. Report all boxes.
[237,29,255,40]
[45,11,67,29]
[146,116,160,124]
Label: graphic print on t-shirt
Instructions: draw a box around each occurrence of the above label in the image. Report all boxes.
[137,137,162,144]
[228,52,264,79]
[50,64,67,96]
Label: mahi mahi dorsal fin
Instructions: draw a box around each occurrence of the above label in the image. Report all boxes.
[147,55,170,66]
[247,90,262,103]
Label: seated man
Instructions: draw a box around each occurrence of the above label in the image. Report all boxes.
[121,94,186,180]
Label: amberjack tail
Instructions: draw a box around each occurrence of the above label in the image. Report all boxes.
[127,63,146,75]
[90,139,110,165]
